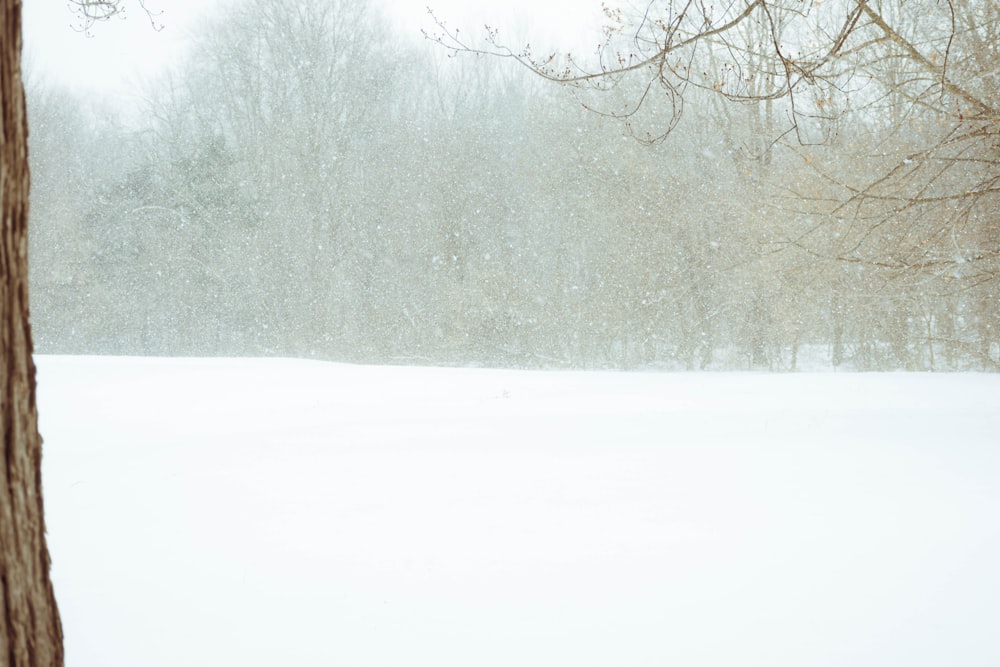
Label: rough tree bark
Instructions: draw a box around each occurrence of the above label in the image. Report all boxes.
[1,0,65,664]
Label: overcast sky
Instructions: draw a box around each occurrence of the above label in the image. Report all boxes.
[22,0,603,97]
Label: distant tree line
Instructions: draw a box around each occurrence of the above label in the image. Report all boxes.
[27,0,999,370]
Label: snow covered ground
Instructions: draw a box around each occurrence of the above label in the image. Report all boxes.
[36,356,1000,666]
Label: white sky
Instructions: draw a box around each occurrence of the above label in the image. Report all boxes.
[21,0,603,97]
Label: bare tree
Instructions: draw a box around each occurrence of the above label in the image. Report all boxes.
[431,0,996,215]
[2,1,165,662]
[430,0,999,368]
[1,0,65,663]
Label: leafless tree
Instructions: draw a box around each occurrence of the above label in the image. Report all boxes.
[1,0,65,664]
[2,2,166,663]
[430,0,999,367]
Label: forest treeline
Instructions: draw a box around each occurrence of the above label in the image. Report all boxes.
[27,0,999,370]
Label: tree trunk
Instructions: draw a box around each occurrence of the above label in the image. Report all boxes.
[1,0,65,664]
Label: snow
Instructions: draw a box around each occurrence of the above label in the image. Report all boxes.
[36,356,1000,666]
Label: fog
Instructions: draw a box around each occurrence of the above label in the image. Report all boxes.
[18,2,1000,664]
[23,0,999,368]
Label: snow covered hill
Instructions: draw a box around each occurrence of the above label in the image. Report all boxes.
[36,356,1000,667]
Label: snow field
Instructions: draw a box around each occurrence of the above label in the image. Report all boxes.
[36,357,1000,666]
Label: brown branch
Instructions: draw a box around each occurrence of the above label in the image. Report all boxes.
[856,0,996,119]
